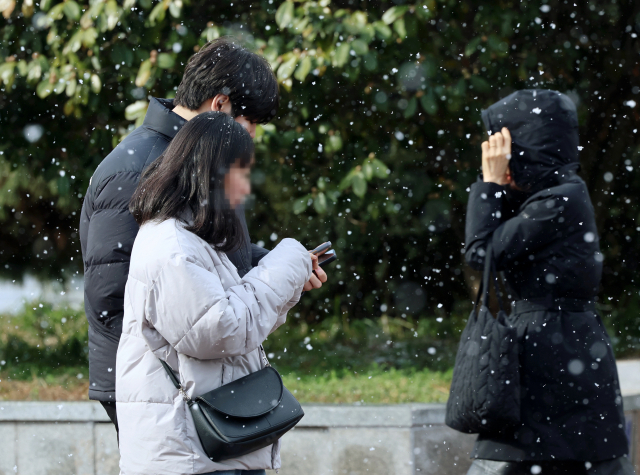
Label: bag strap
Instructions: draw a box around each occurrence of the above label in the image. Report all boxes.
[259,344,271,367]
[475,241,504,312]
[156,344,271,401]
[158,359,192,403]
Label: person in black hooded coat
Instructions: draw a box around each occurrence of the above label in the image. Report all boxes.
[464,90,635,475]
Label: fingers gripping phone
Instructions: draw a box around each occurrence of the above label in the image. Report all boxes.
[310,242,338,268]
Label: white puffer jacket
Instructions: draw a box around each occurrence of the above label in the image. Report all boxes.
[115,218,312,475]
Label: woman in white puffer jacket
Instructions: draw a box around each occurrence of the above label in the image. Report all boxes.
[116,112,318,475]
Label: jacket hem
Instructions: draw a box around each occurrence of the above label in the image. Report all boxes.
[472,439,628,462]
[89,389,116,402]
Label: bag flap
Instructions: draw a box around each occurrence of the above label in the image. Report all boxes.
[196,367,284,418]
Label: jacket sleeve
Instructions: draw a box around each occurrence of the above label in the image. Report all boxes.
[465,181,565,271]
[146,238,312,360]
[250,243,270,267]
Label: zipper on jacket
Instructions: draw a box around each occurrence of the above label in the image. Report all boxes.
[220,364,225,385]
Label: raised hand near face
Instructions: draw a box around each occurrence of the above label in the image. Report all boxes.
[481,127,512,185]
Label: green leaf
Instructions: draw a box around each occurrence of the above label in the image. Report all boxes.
[293,195,310,215]
[339,172,353,191]
[313,192,327,213]
[168,0,181,18]
[263,45,279,63]
[62,1,81,20]
[381,6,408,25]
[63,30,83,54]
[82,28,98,48]
[465,37,481,57]
[393,18,407,38]
[157,53,175,69]
[487,35,504,52]
[135,59,152,87]
[326,134,343,152]
[327,190,341,203]
[352,172,367,198]
[65,80,76,97]
[148,2,166,25]
[40,0,54,11]
[351,39,369,56]
[294,55,312,82]
[420,91,438,115]
[90,74,101,93]
[104,0,120,29]
[333,42,350,68]
[373,21,392,40]
[16,60,28,76]
[470,76,491,93]
[275,1,294,29]
[363,161,373,180]
[125,100,149,121]
[203,26,220,42]
[47,3,64,21]
[53,79,66,94]
[277,55,298,81]
[91,56,102,71]
[371,159,389,179]
[36,80,53,99]
[26,61,43,83]
[404,96,417,118]
[0,63,16,86]
[360,24,375,43]
[363,53,378,72]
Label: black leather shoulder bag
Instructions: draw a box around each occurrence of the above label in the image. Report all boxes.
[158,347,304,462]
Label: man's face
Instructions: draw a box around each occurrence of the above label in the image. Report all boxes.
[234,115,257,139]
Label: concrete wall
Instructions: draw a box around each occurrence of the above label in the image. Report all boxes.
[0,398,638,475]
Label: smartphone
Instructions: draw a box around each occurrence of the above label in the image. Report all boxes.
[310,241,332,256]
[318,249,337,267]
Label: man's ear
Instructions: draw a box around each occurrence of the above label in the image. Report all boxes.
[210,94,232,115]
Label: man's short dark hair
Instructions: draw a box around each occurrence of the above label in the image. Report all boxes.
[174,37,279,124]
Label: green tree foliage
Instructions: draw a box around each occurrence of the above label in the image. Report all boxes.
[1,1,639,346]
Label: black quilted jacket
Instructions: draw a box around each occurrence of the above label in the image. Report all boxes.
[463,90,628,461]
[79,98,268,401]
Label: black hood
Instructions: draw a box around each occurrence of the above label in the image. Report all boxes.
[481,89,580,193]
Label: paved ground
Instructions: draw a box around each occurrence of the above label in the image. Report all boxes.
[618,359,640,396]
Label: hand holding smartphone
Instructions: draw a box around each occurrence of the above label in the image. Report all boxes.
[310,242,337,268]
[301,242,335,295]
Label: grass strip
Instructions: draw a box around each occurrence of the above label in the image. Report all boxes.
[1,366,452,404]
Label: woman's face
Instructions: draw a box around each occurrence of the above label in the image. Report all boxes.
[224,160,251,209]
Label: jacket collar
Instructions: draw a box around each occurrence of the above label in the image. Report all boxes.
[142,97,187,139]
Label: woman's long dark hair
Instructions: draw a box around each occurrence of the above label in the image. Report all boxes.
[130,111,253,253]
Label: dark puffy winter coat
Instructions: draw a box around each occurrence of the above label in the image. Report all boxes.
[464,90,628,462]
[79,98,268,401]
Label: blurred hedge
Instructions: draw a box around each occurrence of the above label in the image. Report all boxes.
[0,1,639,351]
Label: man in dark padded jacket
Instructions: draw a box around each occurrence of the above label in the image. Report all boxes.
[80,38,327,436]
